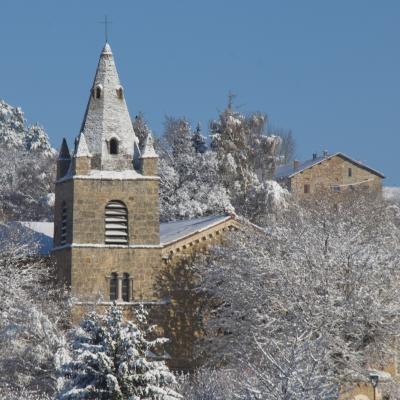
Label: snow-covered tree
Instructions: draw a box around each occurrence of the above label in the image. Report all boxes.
[133,112,152,151]
[0,100,56,221]
[158,117,231,221]
[209,100,283,222]
[272,128,295,165]
[0,224,68,396]
[194,194,400,396]
[0,100,54,156]
[58,304,180,400]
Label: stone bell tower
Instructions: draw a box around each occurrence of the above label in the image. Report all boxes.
[53,43,160,313]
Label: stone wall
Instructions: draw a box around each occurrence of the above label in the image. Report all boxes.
[69,247,162,302]
[290,155,382,197]
[70,177,159,246]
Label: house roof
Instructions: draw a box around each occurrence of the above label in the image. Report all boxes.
[274,152,385,180]
[4,214,233,255]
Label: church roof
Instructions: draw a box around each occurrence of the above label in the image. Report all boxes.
[79,42,138,169]
[10,214,233,254]
[160,215,232,245]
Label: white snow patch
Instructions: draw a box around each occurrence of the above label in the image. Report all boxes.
[383,186,400,201]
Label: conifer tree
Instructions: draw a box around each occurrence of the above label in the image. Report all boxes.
[57,304,180,400]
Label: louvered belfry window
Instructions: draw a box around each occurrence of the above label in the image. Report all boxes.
[105,200,128,244]
[61,202,67,245]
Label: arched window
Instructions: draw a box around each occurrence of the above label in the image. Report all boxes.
[122,273,130,302]
[109,138,118,155]
[61,202,67,245]
[105,200,128,244]
[95,85,102,99]
[109,272,118,301]
[116,86,123,99]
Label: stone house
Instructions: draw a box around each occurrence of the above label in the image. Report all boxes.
[275,152,385,197]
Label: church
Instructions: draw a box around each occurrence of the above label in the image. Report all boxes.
[52,42,236,326]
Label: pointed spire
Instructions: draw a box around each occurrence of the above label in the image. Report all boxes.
[102,42,112,55]
[58,138,71,160]
[79,43,138,171]
[75,132,92,158]
[141,130,158,158]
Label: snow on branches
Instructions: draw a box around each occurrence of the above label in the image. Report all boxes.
[58,304,180,400]
[193,194,400,398]
[0,100,56,220]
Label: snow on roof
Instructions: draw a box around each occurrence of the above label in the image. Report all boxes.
[141,131,158,158]
[0,221,53,255]
[9,215,233,255]
[274,152,385,180]
[74,132,91,158]
[102,42,112,55]
[160,214,232,245]
[57,169,160,182]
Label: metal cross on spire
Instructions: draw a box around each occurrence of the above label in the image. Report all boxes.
[99,15,112,43]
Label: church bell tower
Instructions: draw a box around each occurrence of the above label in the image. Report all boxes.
[53,43,160,314]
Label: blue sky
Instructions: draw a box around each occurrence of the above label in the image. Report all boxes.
[1,1,399,185]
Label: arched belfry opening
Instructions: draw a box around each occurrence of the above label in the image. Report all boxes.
[93,84,102,99]
[105,200,128,244]
[109,138,119,155]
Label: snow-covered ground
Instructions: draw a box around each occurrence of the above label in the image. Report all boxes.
[383,186,400,201]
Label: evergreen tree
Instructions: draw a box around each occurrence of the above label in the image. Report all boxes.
[58,305,180,400]
[191,123,207,154]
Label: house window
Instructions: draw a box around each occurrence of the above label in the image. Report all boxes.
[95,86,102,99]
[61,202,67,245]
[122,273,130,302]
[109,138,119,155]
[348,167,352,177]
[109,272,118,301]
[105,200,128,244]
[304,184,310,194]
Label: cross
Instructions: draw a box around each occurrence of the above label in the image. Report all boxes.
[99,15,112,43]
[227,90,236,110]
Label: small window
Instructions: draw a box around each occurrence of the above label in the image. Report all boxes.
[110,272,118,301]
[348,167,352,177]
[95,86,102,99]
[61,202,67,245]
[122,273,130,302]
[109,138,118,155]
[105,200,128,244]
[116,87,123,99]
[304,184,310,194]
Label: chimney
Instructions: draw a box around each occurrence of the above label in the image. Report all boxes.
[312,152,317,160]
[293,160,300,171]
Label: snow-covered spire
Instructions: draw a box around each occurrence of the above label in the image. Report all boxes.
[140,131,158,176]
[58,138,71,160]
[141,130,158,159]
[79,42,138,171]
[74,132,92,158]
